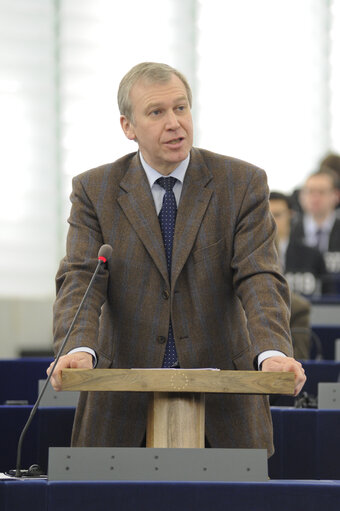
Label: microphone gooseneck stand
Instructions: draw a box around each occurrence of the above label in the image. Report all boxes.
[12,245,112,477]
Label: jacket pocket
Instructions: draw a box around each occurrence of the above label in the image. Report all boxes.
[96,350,113,369]
[192,237,225,265]
[232,346,255,371]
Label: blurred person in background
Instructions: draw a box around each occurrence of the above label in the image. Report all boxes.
[290,169,340,287]
[269,192,318,359]
[319,153,340,195]
[269,191,327,297]
[289,153,340,215]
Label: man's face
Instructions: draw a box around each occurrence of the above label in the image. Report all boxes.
[300,174,339,220]
[120,74,193,175]
[269,199,291,241]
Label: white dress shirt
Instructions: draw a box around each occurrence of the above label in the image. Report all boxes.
[139,152,188,213]
[303,212,336,252]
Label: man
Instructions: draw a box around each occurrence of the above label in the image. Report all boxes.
[290,170,340,276]
[48,62,305,456]
[269,191,327,297]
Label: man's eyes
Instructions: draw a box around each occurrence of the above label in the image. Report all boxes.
[149,105,187,117]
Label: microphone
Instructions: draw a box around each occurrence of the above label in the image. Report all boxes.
[98,243,113,263]
[9,244,113,477]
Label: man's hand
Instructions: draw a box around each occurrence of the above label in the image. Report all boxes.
[46,352,93,391]
[261,356,306,396]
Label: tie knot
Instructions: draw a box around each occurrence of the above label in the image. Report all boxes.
[156,176,177,192]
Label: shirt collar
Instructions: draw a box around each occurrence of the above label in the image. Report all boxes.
[139,152,190,188]
[304,212,336,234]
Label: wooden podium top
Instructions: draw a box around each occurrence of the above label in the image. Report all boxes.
[61,368,295,395]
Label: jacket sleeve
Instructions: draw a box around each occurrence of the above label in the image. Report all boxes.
[53,174,109,356]
[230,166,294,362]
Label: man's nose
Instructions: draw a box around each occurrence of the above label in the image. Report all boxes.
[165,110,180,129]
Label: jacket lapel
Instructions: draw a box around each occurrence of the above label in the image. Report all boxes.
[117,150,213,286]
[172,148,213,285]
[117,154,169,283]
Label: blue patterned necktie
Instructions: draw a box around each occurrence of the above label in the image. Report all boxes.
[156,176,179,368]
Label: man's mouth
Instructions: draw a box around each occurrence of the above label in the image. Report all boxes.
[166,137,183,145]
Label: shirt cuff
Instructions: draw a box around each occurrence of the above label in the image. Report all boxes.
[257,350,286,370]
[67,347,97,368]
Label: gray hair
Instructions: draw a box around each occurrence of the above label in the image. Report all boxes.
[118,62,192,121]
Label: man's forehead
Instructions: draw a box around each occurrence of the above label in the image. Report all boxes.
[130,76,188,102]
[269,200,289,211]
[305,175,333,189]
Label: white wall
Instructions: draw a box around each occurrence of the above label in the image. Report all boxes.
[0,298,54,358]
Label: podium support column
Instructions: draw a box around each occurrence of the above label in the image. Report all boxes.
[146,392,205,448]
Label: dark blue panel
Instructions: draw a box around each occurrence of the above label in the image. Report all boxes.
[0,480,47,511]
[0,406,74,474]
[280,409,317,479]
[301,361,340,396]
[316,410,340,479]
[0,358,53,405]
[0,406,38,474]
[311,326,340,360]
[46,481,340,511]
[268,408,284,479]
[36,408,74,473]
[270,408,320,479]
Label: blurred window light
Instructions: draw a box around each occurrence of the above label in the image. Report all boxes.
[330,0,340,149]
[0,0,339,300]
[57,0,196,232]
[0,0,58,298]
[196,0,333,193]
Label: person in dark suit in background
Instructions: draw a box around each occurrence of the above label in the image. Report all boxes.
[269,191,327,297]
[269,192,313,358]
[290,170,340,277]
[289,153,340,215]
[47,62,305,457]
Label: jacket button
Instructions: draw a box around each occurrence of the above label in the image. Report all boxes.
[157,336,166,344]
[162,290,170,299]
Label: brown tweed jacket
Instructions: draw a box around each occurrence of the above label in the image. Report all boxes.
[53,147,293,456]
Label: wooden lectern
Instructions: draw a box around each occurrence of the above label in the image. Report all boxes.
[61,368,294,449]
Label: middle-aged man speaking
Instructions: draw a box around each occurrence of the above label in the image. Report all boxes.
[48,62,306,457]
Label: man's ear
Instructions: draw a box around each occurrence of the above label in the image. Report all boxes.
[120,115,136,141]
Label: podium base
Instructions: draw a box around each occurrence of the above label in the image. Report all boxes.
[48,447,268,482]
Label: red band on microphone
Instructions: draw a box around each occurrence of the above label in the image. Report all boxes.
[98,256,107,263]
